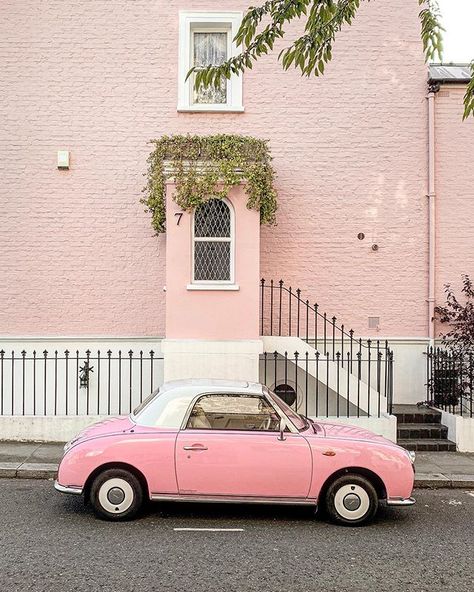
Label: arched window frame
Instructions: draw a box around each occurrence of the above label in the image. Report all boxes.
[190,197,235,288]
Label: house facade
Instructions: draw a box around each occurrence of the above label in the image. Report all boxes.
[1,1,474,443]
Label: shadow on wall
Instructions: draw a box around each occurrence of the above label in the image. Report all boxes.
[259,354,365,418]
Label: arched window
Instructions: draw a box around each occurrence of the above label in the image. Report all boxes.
[192,199,234,283]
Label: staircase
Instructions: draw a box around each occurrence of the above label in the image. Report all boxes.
[393,405,456,451]
[259,280,394,419]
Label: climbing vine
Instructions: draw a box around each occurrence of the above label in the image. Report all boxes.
[142,134,278,233]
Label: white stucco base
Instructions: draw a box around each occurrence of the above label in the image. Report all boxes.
[440,410,474,452]
[0,415,108,442]
[309,414,398,443]
[161,339,263,383]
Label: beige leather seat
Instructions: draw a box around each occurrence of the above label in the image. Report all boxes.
[188,410,212,429]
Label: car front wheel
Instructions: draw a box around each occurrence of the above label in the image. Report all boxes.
[90,468,143,521]
[325,474,378,526]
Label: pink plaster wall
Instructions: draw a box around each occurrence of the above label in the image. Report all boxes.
[165,184,260,340]
[0,0,428,337]
[435,85,474,328]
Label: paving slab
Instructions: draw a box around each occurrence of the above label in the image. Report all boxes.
[17,463,58,479]
[449,474,474,488]
[414,473,451,488]
[0,462,21,478]
[0,442,40,463]
[26,443,65,463]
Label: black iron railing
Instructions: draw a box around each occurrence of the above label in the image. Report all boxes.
[0,349,164,416]
[426,347,474,417]
[259,279,386,358]
[259,279,394,417]
[261,349,393,418]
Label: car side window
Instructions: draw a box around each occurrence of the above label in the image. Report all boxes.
[186,394,280,431]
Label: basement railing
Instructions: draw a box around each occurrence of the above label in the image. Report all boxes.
[0,349,163,416]
[426,347,474,418]
[259,279,394,416]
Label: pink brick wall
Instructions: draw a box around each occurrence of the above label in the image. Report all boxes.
[0,0,428,337]
[435,85,474,328]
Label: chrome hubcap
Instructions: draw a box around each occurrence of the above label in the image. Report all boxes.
[107,487,126,505]
[334,484,370,521]
[98,478,134,514]
[343,492,361,511]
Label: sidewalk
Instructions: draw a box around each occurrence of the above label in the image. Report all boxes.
[1,441,474,487]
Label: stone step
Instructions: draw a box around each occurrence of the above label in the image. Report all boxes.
[397,423,448,440]
[398,438,457,452]
[393,406,442,425]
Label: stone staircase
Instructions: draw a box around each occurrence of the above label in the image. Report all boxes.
[393,405,456,451]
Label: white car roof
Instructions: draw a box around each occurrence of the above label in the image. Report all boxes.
[159,378,264,396]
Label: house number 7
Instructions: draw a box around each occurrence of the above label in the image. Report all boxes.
[175,212,183,225]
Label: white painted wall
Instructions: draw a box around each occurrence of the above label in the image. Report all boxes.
[0,415,108,442]
[161,339,263,382]
[441,410,474,452]
[386,338,429,405]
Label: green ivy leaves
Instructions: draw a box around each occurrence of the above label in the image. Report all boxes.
[142,135,278,234]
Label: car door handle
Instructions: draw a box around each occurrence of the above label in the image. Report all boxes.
[183,445,208,451]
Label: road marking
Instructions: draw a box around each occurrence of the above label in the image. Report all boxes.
[466,491,474,498]
[173,527,244,532]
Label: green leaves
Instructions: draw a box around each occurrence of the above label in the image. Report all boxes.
[142,135,278,234]
[463,62,474,120]
[186,1,474,120]
[418,0,444,62]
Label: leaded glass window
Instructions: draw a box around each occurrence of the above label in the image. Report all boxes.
[193,199,233,283]
[192,30,228,105]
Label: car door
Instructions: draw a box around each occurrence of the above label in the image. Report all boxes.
[175,392,312,499]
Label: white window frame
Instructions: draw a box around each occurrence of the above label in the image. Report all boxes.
[188,198,238,291]
[178,11,244,113]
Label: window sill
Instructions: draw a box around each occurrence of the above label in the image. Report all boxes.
[177,104,245,113]
[186,283,240,291]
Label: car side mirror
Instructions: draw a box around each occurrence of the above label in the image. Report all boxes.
[278,418,287,441]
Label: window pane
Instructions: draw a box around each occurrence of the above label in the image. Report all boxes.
[194,241,230,281]
[194,199,231,238]
[187,394,280,431]
[193,31,227,104]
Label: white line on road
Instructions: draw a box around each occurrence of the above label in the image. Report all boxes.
[173,527,244,532]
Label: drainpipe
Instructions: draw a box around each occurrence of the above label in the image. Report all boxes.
[427,81,439,345]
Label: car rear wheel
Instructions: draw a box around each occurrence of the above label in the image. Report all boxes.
[90,468,143,521]
[325,474,378,526]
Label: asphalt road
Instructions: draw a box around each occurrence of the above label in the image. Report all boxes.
[0,480,472,592]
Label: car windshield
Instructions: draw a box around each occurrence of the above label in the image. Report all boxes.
[265,387,309,431]
[132,386,195,429]
[132,388,159,417]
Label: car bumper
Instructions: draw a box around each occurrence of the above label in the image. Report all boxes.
[54,480,83,496]
[386,496,416,506]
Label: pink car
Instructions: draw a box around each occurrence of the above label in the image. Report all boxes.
[55,379,415,525]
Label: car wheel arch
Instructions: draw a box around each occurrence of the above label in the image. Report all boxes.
[83,462,149,503]
[318,467,387,505]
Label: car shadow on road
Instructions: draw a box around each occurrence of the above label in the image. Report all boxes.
[58,494,408,528]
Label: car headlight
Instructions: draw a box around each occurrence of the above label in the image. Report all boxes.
[405,450,416,464]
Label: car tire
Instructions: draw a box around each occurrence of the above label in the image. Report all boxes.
[325,474,378,526]
[90,468,143,521]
